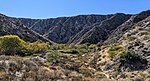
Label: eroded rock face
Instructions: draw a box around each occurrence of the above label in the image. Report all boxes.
[0,13,132,44]
[15,15,114,44]
[20,14,131,44]
[1,10,150,45]
[0,14,52,43]
[72,13,131,44]
[104,10,150,45]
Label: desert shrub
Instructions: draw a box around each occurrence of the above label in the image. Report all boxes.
[56,44,66,49]
[119,51,147,70]
[78,49,89,54]
[138,31,149,36]
[49,43,93,54]
[68,44,76,49]
[79,66,95,76]
[0,35,25,55]
[120,51,146,62]
[88,44,96,49]
[75,44,89,54]
[32,53,43,57]
[77,44,88,49]
[127,36,136,41]
[50,44,66,50]
[24,41,50,55]
[58,49,79,54]
[46,52,68,63]
[142,35,150,40]
[101,45,108,49]
[120,51,136,59]
[47,53,61,63]
[108,45,124,58]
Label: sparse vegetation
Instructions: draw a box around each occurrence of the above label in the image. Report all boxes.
[58,49,79,54]
[118,50,148,71]
[127,36,136,41]
[48,43,95,55]
[138,31,149,36]
[120,51,136,59]
[89,44,96,49]
[108,45,124,58]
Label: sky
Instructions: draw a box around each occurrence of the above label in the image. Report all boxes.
[0,0,150,19]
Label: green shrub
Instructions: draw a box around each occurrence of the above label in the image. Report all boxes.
[0,35,50,56]
[24,41,50,55]
[78,48,88,53]
[75,44,89,54]
[127,36,136,41]
[58,49,79,54]
[88,44,96,49]
[108,45,124,58]
[138,31,149,36]
[119,51,147,70]
[77,44,88,49]
[49,44,66,50]
[120,51,136,59]
[142,36,150,40]
[47,52,68,63]
[101,45,108,49]
[49,43,96,54]
[0,35,25,55]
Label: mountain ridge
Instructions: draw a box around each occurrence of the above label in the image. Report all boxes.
[0,10,150,45]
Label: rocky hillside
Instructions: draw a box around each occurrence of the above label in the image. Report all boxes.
[1,10,150,45]
[85,10,150,80]
[104,10,150,45]
[70,13,131,44]
[0,14,53,43]
[9,14,114,44]
[0,12,131,44]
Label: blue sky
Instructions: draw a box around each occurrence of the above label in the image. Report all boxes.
[0,0,150,19]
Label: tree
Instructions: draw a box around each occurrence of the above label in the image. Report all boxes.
[24,41,50,55]
[0,35,25,55]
